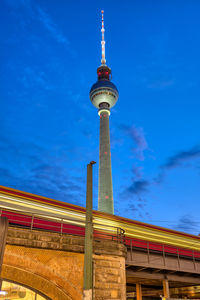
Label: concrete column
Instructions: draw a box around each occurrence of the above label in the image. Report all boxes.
[136,283,142,300]
[98,110,114,214]
[163,279,170,299]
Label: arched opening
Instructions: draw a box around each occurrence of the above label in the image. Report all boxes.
[1,264,74,300]
[0,280,49,299]
[2,244,84,300]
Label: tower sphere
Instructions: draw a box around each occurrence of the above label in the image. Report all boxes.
[90,78,118,111]
[90,65,119,113]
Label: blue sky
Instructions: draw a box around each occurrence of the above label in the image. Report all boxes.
[1,0,200,234]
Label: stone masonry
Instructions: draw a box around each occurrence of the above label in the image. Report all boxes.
[1,227,126,300]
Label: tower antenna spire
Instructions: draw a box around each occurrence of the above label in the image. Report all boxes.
[101,10,106,65]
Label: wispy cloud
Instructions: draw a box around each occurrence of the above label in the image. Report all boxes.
[0,135,85,205]
[119,124,148,161]
[128,203,139,213]
[37,6,70,47]
[119,179,149,205]
[127,180,149,194]
[20,66,46,89]
[29,163,84,204]
[4,0,71,49]
[174,214,199,234]
[155,145,200,183]
[132,166,143,179]
[117,124,150,218]
[125,197,148,219]
[162,146,200,169]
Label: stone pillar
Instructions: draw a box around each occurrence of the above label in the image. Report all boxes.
[98,110,114,214]
[93,240,126,299]
[163,279,170,299]
[136,283,142,300]
[0,217,8,290]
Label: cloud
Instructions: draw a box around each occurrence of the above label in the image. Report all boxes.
[20,66,47,89]
[28,163,84,204]
[162,146,200,169]
[128,204,138,213]
[117,125,150,216]
[37,6,70,47]
[132,166,143,179]
[155,145,200,184]
[126,180,149,195]
[119,124,148,161]
[174,215,199,234]
[154,172,165,184]
[118,174,149,218]
[4,0,71,49]
[120,196,148,219]
[0,135,85,205]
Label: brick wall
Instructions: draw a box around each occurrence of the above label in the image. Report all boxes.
[1,227,126,300]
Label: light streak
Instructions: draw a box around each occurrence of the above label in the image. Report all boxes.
[1,192,200,251]
[0,194,85,220]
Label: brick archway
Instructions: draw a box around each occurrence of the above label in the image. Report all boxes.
[1,245,84,300]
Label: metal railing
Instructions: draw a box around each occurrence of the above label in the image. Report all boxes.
[125,236,200,262]
[0,208,125,243]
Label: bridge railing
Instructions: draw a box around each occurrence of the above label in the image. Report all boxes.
[0,208,125,243]
[125,235,200,263]
[127,295,198,300]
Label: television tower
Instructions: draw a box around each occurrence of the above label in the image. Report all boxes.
[90,10,119,214]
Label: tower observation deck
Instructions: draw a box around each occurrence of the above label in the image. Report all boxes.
[90,10,118,214]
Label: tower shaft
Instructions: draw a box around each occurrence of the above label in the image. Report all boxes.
[98,110,113,214]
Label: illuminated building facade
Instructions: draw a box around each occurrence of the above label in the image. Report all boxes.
[90,11,118,214]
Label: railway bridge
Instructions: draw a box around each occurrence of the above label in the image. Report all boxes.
[126,241,200,299]
[0,186,200,300]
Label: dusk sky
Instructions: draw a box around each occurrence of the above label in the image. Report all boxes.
[1,0,200,234]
